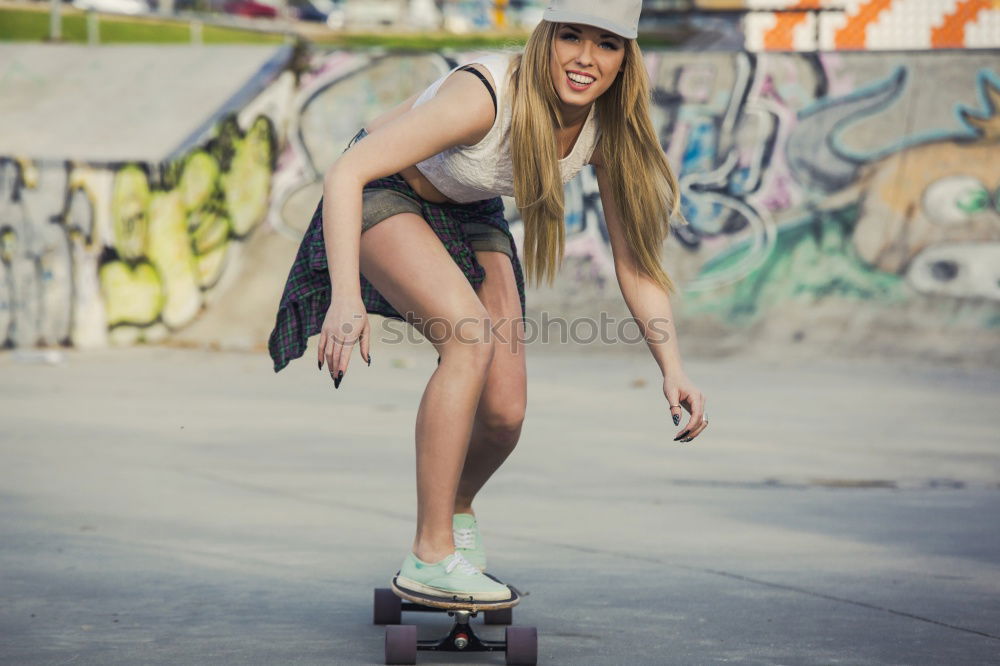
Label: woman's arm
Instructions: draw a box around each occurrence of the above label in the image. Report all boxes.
[592,147,707,439]
[591,150,683,376]
[321,68,498,299]
[317,67,497,380]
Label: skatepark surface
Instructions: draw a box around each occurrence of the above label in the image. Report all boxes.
[1,343,998,665]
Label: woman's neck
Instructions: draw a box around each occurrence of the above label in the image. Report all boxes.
[554,102,592,159]
[558,102,591,129]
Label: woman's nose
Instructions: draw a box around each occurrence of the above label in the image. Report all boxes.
[574,40,594,66]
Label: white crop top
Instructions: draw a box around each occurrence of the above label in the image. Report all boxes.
[411,52,600,204]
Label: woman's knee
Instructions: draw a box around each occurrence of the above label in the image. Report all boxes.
[436,314,495,368]
[477,394,526,440]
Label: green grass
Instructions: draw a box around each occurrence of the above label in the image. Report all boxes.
[0,7,521,47]
[0,6,674,48]
[0,7,286,44]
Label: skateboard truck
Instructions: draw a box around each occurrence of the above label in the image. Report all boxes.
[418,609,505,652]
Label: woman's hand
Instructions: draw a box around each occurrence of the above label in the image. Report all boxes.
[663,368,708,443]
[318,298,371,389]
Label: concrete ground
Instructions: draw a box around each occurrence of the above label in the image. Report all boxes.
[1,342,998,665]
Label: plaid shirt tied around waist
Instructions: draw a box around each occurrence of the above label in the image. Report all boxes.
[267,172,526,373]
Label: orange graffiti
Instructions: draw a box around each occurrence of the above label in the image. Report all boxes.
[762,1,815,50]
[763,13,808,50]
[833,0,893,49]
[931,0,991,48]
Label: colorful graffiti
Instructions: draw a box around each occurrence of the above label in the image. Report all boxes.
[5,46,999,354]
[0,114,278,348]
[651,52,1000,330]
[100,116,276,344]
[268,49,1000,341]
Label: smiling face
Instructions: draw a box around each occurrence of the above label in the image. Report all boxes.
[549,22,627,111]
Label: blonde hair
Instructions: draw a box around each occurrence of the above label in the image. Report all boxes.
[506,21,685,293]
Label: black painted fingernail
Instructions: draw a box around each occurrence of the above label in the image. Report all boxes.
[318,360,322,371]
[367,354,372,367]
[672,413,680,426]
[334,370,343,389]
[673,430,689,441]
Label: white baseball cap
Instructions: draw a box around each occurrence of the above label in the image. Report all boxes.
[542,0,642,40]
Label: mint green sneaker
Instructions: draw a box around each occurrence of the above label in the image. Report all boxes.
[395,551,510,601]
[453,513,487,572]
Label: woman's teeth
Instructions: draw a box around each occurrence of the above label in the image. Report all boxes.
[566,72,595,89]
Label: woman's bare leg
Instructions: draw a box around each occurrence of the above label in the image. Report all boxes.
[454,250,527,515]
[359,213,495,563]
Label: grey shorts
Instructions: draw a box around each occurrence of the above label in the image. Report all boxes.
[347,129,514,260]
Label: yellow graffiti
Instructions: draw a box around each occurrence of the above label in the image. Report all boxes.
[97,113,276,333]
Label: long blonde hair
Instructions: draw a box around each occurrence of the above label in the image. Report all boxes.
[507,20,685,293]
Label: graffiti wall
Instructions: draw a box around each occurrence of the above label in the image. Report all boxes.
[647,50,1000,348]
[4,45,998,361]
[0,108,283,349]
[270,48,999,360]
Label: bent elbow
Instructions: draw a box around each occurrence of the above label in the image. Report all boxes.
[325,151,371,186]
[323,159,350,189]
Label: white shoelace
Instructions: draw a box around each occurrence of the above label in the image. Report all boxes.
[444,551,480,576]
[454,528,477,550]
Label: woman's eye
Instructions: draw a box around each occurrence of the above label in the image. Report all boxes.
[560,33,578,41]
[600,41,619,50]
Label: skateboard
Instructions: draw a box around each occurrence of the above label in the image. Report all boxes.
[373,573,537,665]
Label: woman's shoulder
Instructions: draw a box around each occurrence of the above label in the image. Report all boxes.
[459,51,517,89]
[415,52,515,107]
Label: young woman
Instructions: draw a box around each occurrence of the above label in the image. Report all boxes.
[269,0,708,601]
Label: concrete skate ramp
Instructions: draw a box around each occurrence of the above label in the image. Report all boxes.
[0,44,295,350]
[0,44,290,163]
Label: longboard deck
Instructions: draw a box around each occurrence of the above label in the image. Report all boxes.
[390,573,521,612]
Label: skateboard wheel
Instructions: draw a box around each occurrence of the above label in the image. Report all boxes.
[385,625,417,665]
[484,607,513,625]
[505,626,537,665]
[373,588,402,625]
